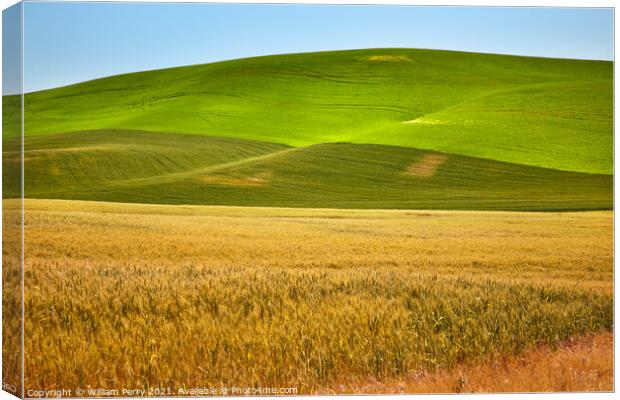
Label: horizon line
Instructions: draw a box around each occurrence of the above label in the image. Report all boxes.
[8,46,614,96]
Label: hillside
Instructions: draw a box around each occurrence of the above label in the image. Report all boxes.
[4,48,613,174]
[3,130,611,211]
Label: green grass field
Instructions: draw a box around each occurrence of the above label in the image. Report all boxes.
[2,48,613,210]
[3,129,611,210]
[6,48,612,172]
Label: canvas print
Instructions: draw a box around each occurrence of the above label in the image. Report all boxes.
[1,2,614,397]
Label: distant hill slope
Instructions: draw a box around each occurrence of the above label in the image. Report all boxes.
[4,130,611,211]
[4,49,612,174]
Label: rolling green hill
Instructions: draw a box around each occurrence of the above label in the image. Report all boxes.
[4,48,612,174]
[4,130,611,211]
[2,49,613,210]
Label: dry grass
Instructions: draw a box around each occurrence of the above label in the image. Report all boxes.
[404,154,448,177]
[367,55,411,62]
[201,171,272,186]
[2,201,22,397]
[6,199,612,394]
[323,332,613,394]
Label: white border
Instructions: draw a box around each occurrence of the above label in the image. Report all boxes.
[0,2,616,400]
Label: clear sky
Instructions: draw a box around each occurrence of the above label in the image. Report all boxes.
[2,3,21,95]
[4,2,615,94]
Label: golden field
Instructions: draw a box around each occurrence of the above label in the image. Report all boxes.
[2,201,21,397]
[2,199,613,394]
[325,332,613,393]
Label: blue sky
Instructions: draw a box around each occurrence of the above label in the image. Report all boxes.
[3,3,615,94]
[3,3,21,95]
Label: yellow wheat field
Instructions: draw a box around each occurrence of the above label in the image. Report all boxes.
[323,332,613,393]
[2,199,613,394]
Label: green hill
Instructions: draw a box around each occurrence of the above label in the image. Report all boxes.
[4,130,611,211]
[5,48,612,174]
[2,49,612,210]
